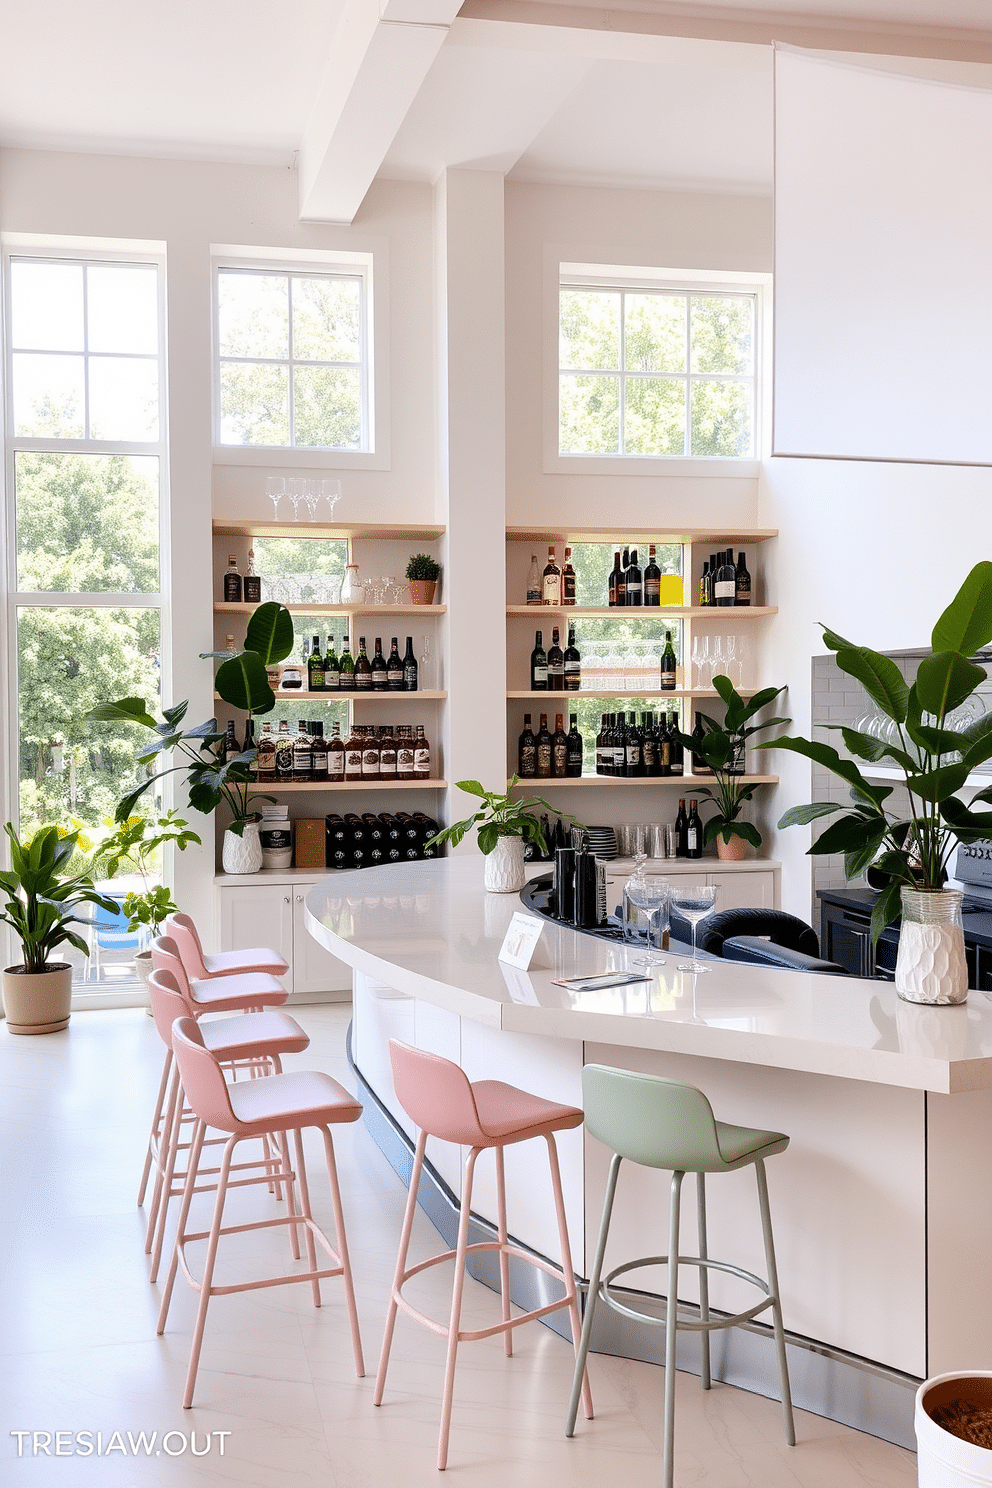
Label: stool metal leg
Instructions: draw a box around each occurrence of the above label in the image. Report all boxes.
[495,1146,513,1357]
[320,1124,365,1378]
[662,1169,685,1488]
[437,1145,481,1471]
[374,1128,427,1407]
[565,1151,622,1437]
[755,1159,795,1447]
[696,1171,711,1391]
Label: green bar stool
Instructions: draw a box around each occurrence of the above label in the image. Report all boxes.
[565,1064,796,1488]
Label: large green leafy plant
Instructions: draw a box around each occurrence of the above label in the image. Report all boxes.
[87,602,295,834]
[426,779,578,857]
[0,824,119,974]
[765,562,992,941]
[680,677,789,849]
[94,810,201,936]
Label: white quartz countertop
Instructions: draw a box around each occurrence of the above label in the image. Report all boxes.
[304,859,992,1094]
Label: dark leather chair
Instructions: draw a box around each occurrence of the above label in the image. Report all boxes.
[669,907,848,976]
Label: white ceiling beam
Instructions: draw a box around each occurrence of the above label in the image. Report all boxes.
[299,0,463,223]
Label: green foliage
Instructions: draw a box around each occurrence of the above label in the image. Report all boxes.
[93,810,201,933]
[426,779,582,857]
[0,823,119,974]
[765,563,992,936]
[405,553,440,582]
[678,675,790,847]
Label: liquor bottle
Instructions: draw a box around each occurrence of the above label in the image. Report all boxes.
[371,637,388,691]
[618,546,629,606]
[402,636,418,692]
[256,721,276,781]
[564,625,581,691]
[242,717,256,779]
[675,798,689,858]
[668,710,684,777]
[574,834,605,929]
[547,627,565,692]
[387,637,403,690]
[243,550,262,604]
[396,726,415,780]
[698,561,710,608]
[625,713,643,777]
[625,548,643,606]
[414,724,431,780]
[552,713,568,778]
[613,712,627,777]
[536,714,552,778]
[323,636,339,691]
[308,635,325,692]
[293,720,313,782]
[566,714,583,777]
[657,712,671,776]
[530,630,548,691]
[344,721,363,781]
[220,719,240,765]
[704,555,717,607]
[223,554,242,603]
[362,726,380,781]
[660,630,677,691]
[562,546,577,606]
[378,727,397,780]
[608,550,622,607]
[526,553,542,605]
[644,544,661,606]
[714,549,736,607]
[735,550,752,607]
[274,720,294,781]
[328,722,345,782]
[339,635,355,690]
[643,712,659,777]
[310,721,328,782]
[687,799,703,859]
[542,545,561,606]
[518,714,537,778]
[595,714,607,776]
[355,638,373,690]
[225,633,237,655]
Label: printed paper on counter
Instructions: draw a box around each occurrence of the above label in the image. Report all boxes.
[498,912,547,970]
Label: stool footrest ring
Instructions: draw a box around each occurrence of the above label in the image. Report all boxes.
[601,1253,774,1333]
[394,1239,576,1343]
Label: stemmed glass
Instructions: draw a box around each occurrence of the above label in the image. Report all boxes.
[321,479,342,521]
[285,478,302,521]
[626,875,671,966]
[672,884,718,974]
[692,634,710,690]
[710,634,726,687]
[724,633,740,687]
[265,476,285,521]
[302,479,321,522]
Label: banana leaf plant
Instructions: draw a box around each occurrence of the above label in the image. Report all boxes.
[0,824,119,974]
[87,602,295,835]
[678,677,790,849]
[760,562,992,942]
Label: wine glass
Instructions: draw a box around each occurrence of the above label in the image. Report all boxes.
[724,633,740,687]
[672,884,718,974]
[710,634,726,687]
[691,634,710,690]
[626,875,671,966]
[285,478,302,521]
[302,479,321,522]
[420,633,436,690]
[321,479,342,521]
[265,476,285,521]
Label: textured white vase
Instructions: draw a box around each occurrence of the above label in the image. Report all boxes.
[895,888,968,1005]
[222,821,263,875]
[484,837,525,894]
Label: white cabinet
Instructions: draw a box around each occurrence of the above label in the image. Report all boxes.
[706,869,776,911]
[217,879,351,1001]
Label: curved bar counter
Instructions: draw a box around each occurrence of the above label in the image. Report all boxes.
[305,859,992,1449]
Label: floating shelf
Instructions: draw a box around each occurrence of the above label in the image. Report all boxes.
[215,690,446,702]
[506,605,777,619]
[507,775,779,788]
[214,602,446,616]
[507,689,714,701]
[213,520,445,541]
[248,779,446,793]
[506,526,777,545]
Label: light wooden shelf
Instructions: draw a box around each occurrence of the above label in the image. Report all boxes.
[214,602,445,616]
[215,690,446,702]
[247,779,446,793]
[507,775,779,788]
[506,526,777,544]
[506,605,777,618]
[507,689,713,701]
[214,520,445,541]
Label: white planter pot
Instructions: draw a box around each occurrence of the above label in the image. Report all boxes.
[896,887,968,1005]
[484,837,525,894]
[2,963,73,1035]
[222,821,263,875]
[917,1372,992,1486]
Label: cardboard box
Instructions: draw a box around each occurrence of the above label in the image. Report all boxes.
[294,818,327,869]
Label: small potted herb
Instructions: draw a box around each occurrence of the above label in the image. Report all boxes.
[427,779,578,893]
[406,553,441,606]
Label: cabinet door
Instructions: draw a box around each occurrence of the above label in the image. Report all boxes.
[706,870,774,911]
[292,888,352,997]
[218,886,295,994]
[821,902,872,977]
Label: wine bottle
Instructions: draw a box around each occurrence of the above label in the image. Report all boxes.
[274,720,294,780]
[608,550,622,608]
[699,561,710,608]
[242,717,256,779]
[613,711,627,777]
[339,635,355,690]
[311,721,328,782]
[256,722,275,781]
[625,548,642,606]
[414,725,431,780]
[402,636,418,691]
[714,549,736,607]
[328,722,345,782]
[221,719,240,765]
[536,713,552,778]
[542,546,561,606]
[323,636,339,691]
[643,711,659,777]
[668,710,684,776]
[518,713,537,778]
[644,544,661,605]
[243,549,262,604]
[595,714,607,776]
[378,727,397,780]
[387,637,403,690]
[552,713,568,778]
[704,555,717,607]
[566,714,583,777]
[675,798,689,858]
[223,554,242,603]
[625,713,643,777]
[308,635,325,692]
[691,713,712,774]
[564,625,581,691]
[526,553,542,605]
[371,637,388,691]
[531,630,548,691]
[562,546,576,605]
[687,799,703,859]
[735,550,752,607]
[618,546,629,606]
[657,712,671,776]
[353,637,372,691]
[660,630,677,691]
[293,720,313,782]
[547,627,565,692]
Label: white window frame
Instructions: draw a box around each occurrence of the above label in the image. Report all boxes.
[211,246,388,469]
[545,256,771,477]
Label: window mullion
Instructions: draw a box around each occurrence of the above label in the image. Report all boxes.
[287,275,296,447]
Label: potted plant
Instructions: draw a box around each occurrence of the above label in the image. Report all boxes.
[680,677,790,861]
[93,810,201,980]
[406,553,440,606]
[88,601,295,875]
[0,824,119,1035]
[427,779,577,893]
[764,561,992,1005]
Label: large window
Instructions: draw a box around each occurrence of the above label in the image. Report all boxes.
[559,282,756,458]
[216,266,369,450]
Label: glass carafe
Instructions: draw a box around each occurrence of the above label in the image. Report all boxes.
[340,564,364,605]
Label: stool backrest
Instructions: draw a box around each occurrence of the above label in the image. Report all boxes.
[148,968,194,1047]
[170,1015,238,1133]
[151,936,194,998]
[582,1064,727,1172]
[389,1039,488,1146]
[163,912,209,981]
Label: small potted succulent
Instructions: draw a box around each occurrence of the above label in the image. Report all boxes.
[406,553,441,606]
[94,810,201,981]
[680,677,789,860]
[0,824,118,1035]
[427,779,577,893]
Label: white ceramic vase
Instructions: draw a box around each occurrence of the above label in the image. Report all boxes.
[916,1372,992,1486]
[222,821,263,875]
[895,887,968,1005]
[484,836,526,894]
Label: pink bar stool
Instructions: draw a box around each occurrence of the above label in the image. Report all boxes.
[143,968,311,1282]
[151,936,287,1015]
[375,1039,593,1470]
[159,1015,365,1408]
[165,911,289,980]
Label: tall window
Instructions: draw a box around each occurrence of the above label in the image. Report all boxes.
[559,282,756,458]
[216,266,370,450]
[4,253,165,849]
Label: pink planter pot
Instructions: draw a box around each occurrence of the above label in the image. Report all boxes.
[715,834,749,862]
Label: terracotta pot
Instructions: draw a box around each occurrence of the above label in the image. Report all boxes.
[408,579,437,606]
[2,963,73,1035]
[716,833,749,862]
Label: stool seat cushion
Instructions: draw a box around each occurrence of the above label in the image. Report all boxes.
[200,1009,309,1062]
[202,946,290,977]
[227,1068,362,1136]
[471,1080,584,1147]
[189,971,288,1013]
[715,1120,790,1169]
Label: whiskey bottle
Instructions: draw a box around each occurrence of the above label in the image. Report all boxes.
[536,713,552,778]
[526,554,542,606]
[643,544,661,606]
[660,631,677,691]
[396,726,415,780]
[274,720,294,781]
[552,713,568,778]
[608,551,622,607]
[564,625,581,691]
[371,637,388,691]
[686,798,703,858]
[293,721,313,782]
[362,726,381,781]
[344,721,363,782]
[378,727,397,780]
[243,549,262,604]
[547,627,565,692]
[354,638,373,690]
[402,636,418,692]
[625,548,643,607]
[518,714,537,778]
[339,635,355,690]
[566,714,583,777]
[387,638,403,690]
[256,721,276,781]
[323,636,339,690]
[328,722,345,782]
[735,550,752,607]
[310,721,328,782]
[223,554,242,603]
[530,630,548,691]
[542,545,561,606]
[562,546,576,605]
[413,725,431,780]
[308,636,325,692]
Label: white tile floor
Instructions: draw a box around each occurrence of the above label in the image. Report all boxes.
[0,1005,918,1486]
